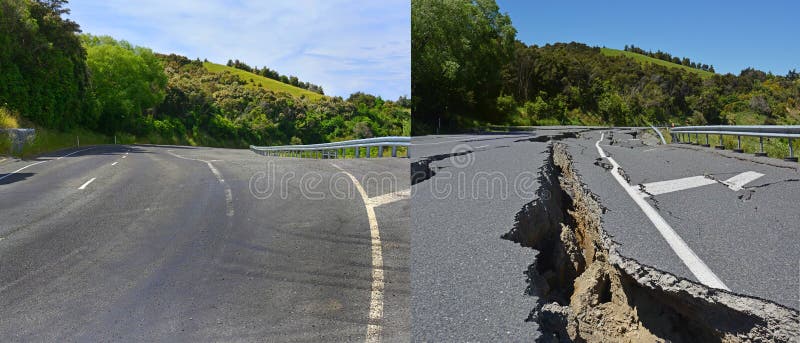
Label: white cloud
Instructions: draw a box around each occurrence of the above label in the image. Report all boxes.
[67,0,410,99]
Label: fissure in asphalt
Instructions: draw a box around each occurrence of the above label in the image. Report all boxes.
[502,142,799,342]
[410,150,473,185]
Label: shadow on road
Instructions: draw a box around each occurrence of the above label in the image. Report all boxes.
[0,172,34,185]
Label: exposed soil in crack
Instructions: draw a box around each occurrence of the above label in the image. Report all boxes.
[503,143,800,342]
[410,150,473,185]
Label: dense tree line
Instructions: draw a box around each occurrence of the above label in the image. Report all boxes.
[0,0,95,129]
[412,0,800,133]
[624,44,715,72]
[411,0,516,134]
[0,0,407,148]
[226,59,324,95]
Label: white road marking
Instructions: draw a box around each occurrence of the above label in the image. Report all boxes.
[167,150,233,217]
[642,148,657,152]
[0,160,48,181]
[0,158,6,163]
[721,171,764,191]
[366,189,410,207]
[639,176,717,197]
[331,163,386,343]
[475,145,489,149]
[596,132,729,290]
[121,155,126,159]
[111,162,118,166]
[56,147,94,160]
[78,177,96,190]
[638,171,765,197]
[0,146,99,183]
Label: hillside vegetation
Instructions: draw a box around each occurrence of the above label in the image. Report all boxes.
[412,0,800,134]
[203,62,326,101]
[0,0,408,157]
[600,48,715,78]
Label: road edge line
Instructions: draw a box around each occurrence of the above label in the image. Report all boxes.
[331,163,384,343]
[595,132,729,290]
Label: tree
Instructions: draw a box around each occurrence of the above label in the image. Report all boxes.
[412,0,517,133]
[0,0,95,128]
[82,34,167,133]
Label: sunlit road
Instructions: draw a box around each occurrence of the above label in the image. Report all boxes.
[0,145,408,342]
[411,128,799,341]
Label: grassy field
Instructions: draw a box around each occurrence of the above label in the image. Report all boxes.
[601,48,715,79]
[203,62,326,101]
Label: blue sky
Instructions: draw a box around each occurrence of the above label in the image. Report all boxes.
[496,0,799,76]
[66,1,410,99]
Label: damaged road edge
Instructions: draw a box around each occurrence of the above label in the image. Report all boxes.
[503,142,799,342]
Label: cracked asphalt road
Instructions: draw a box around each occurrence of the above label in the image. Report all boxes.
[412,128,799,340]
[0,145,408,341]
[571,130,800,309]
[412,133,571,341]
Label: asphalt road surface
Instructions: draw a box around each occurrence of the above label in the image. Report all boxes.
[0,145,408,342]
[411,129,799,341]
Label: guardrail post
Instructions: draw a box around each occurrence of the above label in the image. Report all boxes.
[392,145,397,157]
[703,134,710,147]
[378,145,384,157]
[715,135,724,150]
[366,146,371,158]
[786,138,798,162]
[733,136,744,153]
[755,136,767,157]
[355,147,360,158]
[694,133,699,145]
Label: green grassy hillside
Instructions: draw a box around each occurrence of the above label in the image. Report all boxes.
[601,48,715,78]
[203,62,326,101]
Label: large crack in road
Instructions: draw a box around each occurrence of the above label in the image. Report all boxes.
[503,143,799,342]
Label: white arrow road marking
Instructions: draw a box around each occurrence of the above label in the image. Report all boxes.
[638,171,764,197]
[596,132,729,290]
[78,177,96,190]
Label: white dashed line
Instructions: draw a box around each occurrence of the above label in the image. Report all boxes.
[596,132,729,290]
[78,177,96,190]
[0,147,96,183]
[111,162,118,166]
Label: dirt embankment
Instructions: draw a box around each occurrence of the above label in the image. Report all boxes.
[503,143,799,342]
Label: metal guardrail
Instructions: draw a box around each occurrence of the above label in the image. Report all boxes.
[670,125,800,161]
[250,136,411,159]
